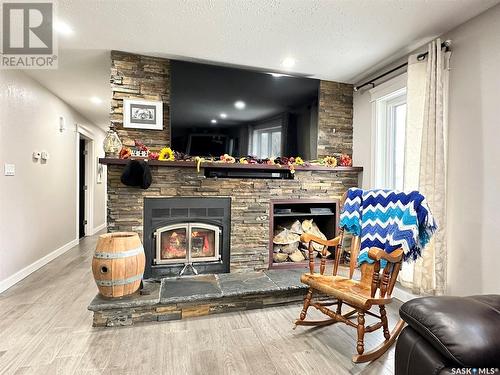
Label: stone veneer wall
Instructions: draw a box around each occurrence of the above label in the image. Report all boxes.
[107,166,359,273]
[109,50,353,156]
[110,51,170,149]
[317,81,354,158]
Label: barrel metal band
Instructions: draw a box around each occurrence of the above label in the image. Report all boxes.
[94,246,143,259]
[95,274,143,287]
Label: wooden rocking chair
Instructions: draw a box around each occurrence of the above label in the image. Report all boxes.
[294,205,405,363]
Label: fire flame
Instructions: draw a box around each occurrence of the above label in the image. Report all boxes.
[161,230,213,259]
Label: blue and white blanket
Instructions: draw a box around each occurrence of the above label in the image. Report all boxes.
[339,188,437,265]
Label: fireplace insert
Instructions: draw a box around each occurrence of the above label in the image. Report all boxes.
[155,223,220,268]
[143,197,230,278]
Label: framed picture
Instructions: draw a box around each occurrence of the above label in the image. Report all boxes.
[123,99,163,130]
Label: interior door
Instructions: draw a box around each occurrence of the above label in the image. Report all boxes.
[79,139,86,238]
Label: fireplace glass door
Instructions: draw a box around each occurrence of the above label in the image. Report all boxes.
[155,223,220,265]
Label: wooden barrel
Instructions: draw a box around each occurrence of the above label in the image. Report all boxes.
[92,232,145,298]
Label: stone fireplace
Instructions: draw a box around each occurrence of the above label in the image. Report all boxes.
[90,50,363,327]
[104,50,360,276]
[143,197,230,278]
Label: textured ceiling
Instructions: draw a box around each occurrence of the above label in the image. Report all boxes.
[25,0,500,129]
[25,50,110,130]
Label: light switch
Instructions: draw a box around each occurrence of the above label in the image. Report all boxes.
[4,163,15,176]
[59,116,66,132]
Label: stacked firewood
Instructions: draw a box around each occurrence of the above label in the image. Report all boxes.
[272,219,327,263]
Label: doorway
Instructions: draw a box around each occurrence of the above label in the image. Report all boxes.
[78,139,86,238]
[77,126,94,239]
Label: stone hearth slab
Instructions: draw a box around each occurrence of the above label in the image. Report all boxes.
[264,269,305,290]
[88,270,311,327]
[160,274,223,304]
[217,271,279,297]
[88,281,161,311]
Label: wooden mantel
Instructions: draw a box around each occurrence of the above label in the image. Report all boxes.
[99,158,363,173]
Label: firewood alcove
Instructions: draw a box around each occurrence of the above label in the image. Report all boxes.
[269,199,339,269]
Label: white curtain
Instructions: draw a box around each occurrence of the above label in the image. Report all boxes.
[400,39,450,295]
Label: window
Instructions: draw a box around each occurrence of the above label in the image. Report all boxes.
[372,84,407,190]
[252,126,282,159]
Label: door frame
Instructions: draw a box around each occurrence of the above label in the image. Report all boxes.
[75,124,95,238]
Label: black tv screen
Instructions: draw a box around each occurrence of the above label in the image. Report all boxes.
[170,60,320,159]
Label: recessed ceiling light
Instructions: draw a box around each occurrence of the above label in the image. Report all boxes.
[281,57,295,69]
[270,73,286,78]
[90,96,102,104]
[54,20,74,36]
[220,113,227,119]
[234,101,246,110]
[211,119,217,124]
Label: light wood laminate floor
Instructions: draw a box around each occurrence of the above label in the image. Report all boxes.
[0,232,399,375]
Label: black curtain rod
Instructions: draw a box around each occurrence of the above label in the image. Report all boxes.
[353,40,451,92]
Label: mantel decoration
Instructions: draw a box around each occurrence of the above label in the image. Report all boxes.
[123,99,163,130]
[131,140,150,158]
[116,140,353,174]
[103,130,122,157]
[158,147,174,161]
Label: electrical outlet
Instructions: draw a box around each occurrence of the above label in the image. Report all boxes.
[4,163,15,176]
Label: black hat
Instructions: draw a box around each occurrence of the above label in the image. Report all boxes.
[120,159,152,189]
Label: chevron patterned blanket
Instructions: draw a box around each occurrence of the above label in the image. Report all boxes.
[339,188,437,266]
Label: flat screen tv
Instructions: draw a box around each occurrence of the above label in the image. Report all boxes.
[170,60,320,160]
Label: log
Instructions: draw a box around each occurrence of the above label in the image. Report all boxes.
[289,250,306,262]
[273,253,289,263]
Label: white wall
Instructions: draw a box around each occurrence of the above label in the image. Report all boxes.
[0,70,106,292]
[443,4,500,296]
[352,3,500,295]
[352,90,372,189]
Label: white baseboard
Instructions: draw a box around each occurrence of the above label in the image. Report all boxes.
[0,238,79,294]
[91,222,107,235]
